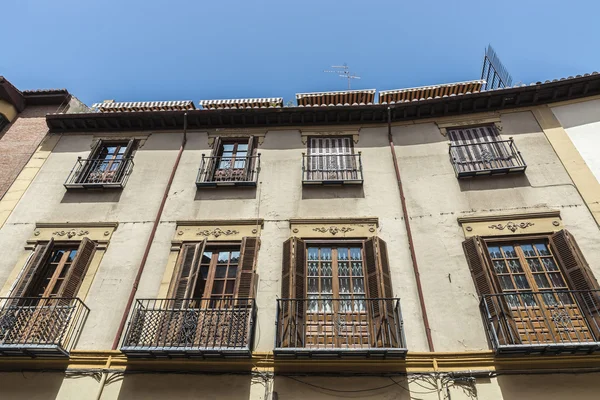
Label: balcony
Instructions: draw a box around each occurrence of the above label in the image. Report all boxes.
[481,290,600,355]
[449,139,526,178]
[64,157,134,189]
[274,298,407,358]
[0,297,89,357]
[302,153,363,185]
[121,298,256,358]
[196,155,260,188]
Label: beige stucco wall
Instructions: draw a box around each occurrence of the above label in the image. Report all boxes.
[551,99,600,184]
[1,104,600,399]
[393,110,600,352]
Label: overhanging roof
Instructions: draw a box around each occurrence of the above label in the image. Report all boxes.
[47,72,600,133]
[0,77,71,111]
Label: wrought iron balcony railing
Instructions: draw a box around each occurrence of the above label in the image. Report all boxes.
[481,290,600,355]
[302,153,364,185]
[196,155,260,188]
[449,139,526,178]
[274,298,406,358]
[64,157,134,189]
[121,298,256,358]
[0,297,89,357]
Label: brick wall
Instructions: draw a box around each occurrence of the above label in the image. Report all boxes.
[0,105,56,199]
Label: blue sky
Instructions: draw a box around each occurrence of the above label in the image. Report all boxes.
[2,0,598,106]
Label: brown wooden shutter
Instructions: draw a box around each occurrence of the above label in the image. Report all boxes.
[375,237,400,347]
[463,236,516,345]
[279,237,305,347]
[88,139,104,159]
[168,241,206,303]
[235,236,259,302]
[550,229,600,339]
[244,136,256,181]
[57,237,96,301]
[115,139,136,181]
[463,236,500,297]
[207,136,222,180]
[11,238,55,299]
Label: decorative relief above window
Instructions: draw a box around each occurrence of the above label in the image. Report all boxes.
[458,211,562,238]
[29,223,118,250]
[290,218,377,238]
[174,220,263,244]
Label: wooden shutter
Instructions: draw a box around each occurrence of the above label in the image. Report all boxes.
[57,238,96,301]
[550,230,600,339]
[279,237,305,347]
[168,241,206,303]
[375,237,400,347]
[207,136,222,180]
[235,236,259,301]
[10,238,55,299]
[115,139,136,181]
[244,136,257,181]
[463,236,515,345]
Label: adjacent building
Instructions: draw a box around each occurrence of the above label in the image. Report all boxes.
[0,72,600,400]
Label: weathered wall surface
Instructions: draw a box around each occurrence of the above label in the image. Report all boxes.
[551,98,600,183]
[393,110,600,351]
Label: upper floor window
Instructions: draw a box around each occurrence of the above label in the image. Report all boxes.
[196,137,259,187]
[448,125,526,178]
[64,139,136,189]
[302,137,363,185]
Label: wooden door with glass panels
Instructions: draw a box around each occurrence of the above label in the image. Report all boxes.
[214,142,249,182]
[193,247,241,347]
[487,241,593,344]
[89,143,129,183]
[305,245,368,348]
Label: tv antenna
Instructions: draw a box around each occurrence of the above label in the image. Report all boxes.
[324,63,361,90]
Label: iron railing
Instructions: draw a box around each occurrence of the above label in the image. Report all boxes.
[0,297,89,357]
[64,157,134,189]
[449,139,526,178]
[481,290,600,355]
[196,154,260,187]
[121,298,256,358]
[275,298,406,358]
[302,153,363,184]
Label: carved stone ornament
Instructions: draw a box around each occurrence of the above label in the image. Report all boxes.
[312,226,355,235]
[197,227,240,238]
[488,221,534,233]
[53,229,90,239]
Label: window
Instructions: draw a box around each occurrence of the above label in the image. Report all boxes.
[304,137,362,183]
[11,237,97,302]
[464,230,600,348]
[65,139,136,188]
[0,113,9,133]
[168,238,258,305]
[448,125,526,177]
[197,137,259,185]
[278,237,401,350]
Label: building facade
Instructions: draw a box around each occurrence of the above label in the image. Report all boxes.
[0,74,600,400]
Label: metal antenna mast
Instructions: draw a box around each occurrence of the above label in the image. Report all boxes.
[324,63,361,90]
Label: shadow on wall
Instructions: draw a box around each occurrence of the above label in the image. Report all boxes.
[0,371,64,400]
[497,374,600,400]
[458,173,531,192]
[61,189,123,203]
[114,373,252,400]
[302,185,365,200]
[194,187,258,201]
[273,375,411,400]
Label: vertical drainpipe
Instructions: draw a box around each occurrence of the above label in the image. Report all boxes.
[111,112,188,350]
[387,107,435,352]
